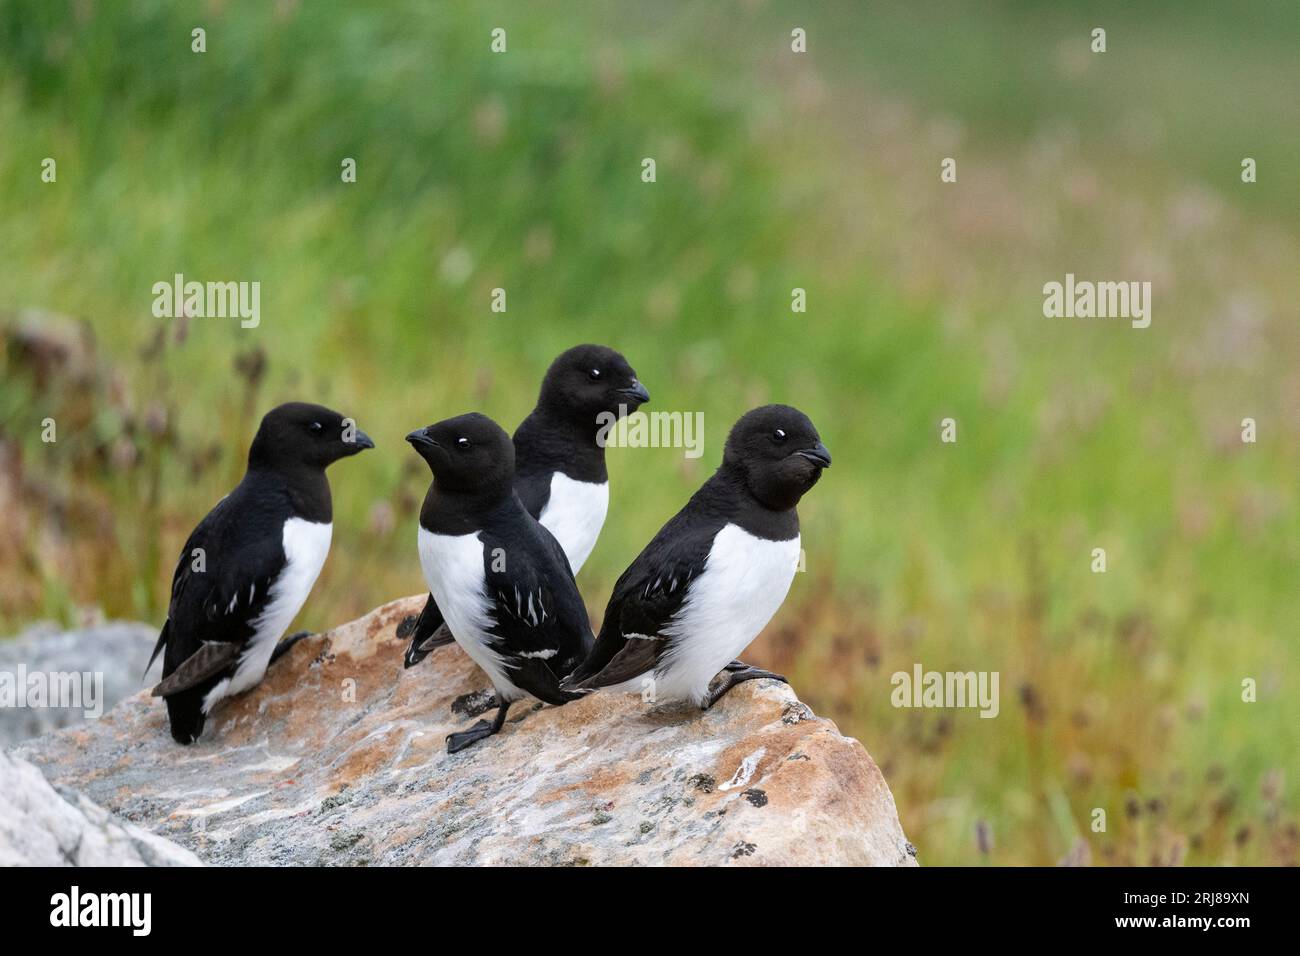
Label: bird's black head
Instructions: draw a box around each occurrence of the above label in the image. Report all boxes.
[248,402,374,471]
[406,412,515,496]
[537,344,649,424]
[722,404,831,511]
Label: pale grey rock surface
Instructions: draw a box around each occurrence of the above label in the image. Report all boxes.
[0,750,200,866]
[16,595,917,867]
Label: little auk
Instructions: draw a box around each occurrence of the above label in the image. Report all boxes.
[401,344,647,666]
[407,412,594,752]
[563,404,830,708]
[146,402,373,743]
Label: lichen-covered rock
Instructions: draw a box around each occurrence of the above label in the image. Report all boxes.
[16,595,916,866]
[0,751,200,866]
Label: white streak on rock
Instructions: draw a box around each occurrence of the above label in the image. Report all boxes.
[718,747,767,791]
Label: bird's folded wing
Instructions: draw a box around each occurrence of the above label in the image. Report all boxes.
[156,501,286,691]
[151,640,242,697]
[481,524,592,667]
[166,497,283,645]
[565,631,665,689]
[490,579,564,651]
[565,537,706,688]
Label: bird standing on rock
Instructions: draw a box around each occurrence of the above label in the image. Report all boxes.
[147,402,374,744]
[407,412,594,752]
[401,344,648,666]
[563,405,830,708]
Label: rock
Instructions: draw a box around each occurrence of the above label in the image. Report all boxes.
[0,620,160,747]
[15,595,916,866]
[0,751,200,866]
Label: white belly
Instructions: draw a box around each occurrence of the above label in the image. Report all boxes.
[205,518,332,711]
[417,526,522,701]
[537,473,608,574]
[655,524,801,705]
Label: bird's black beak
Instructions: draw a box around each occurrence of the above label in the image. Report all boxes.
[350,429,375,450]
[796,442,832,468]
[405,428,437,450]
[618,379,650,405]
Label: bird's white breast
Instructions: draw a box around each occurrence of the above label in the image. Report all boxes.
[537,473,608,574]
[209,518,332,709]
[417,526,520,700]
[657,524,801,705]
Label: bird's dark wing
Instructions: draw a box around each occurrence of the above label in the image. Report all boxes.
[564,515,718,690]
[152,495,286,697]
[512,467,553,521]
[405,474,575,670]
[479,520,593,692]
[151,640,243,697]
[143,622,168,682]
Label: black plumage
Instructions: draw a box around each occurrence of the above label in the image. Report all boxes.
[564,404,830,708]
[407,412,595,752]
[401,344,647,666]
[146,402,372,744]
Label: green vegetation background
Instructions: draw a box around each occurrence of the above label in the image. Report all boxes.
[1,0,1296,865]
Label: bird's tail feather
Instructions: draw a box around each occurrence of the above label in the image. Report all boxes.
[403,624,455,668]
[513,658,592,706]
[143,620,169,683]
[401,595,452,668]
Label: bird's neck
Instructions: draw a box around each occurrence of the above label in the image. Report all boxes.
[419,478,515,536]
[513,405,608,483]
[703,463,800,541]
[246,463,332,524]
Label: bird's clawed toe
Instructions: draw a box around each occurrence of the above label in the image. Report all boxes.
[703,664,788,709]
[446,720,492,753]
[269,630,312,667]
[445,701,512,753]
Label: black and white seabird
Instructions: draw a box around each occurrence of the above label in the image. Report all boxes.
[406,412,594,752]
[401,344,648,667]
[146,402,373,744]
[563,404,830,708]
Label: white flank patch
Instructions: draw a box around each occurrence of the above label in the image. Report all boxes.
[201,677,232,715]
[537,473,608,574]
[655,524,801,706]
[204,518,332,712]
[417,527,523,701]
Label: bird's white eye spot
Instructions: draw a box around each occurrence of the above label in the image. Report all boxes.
[773,428,787,442]
[309,421,324,435]
[456,437,471,450]
[588,368,602,381]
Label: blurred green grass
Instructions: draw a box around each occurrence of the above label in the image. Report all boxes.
[1,0,1296,865]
